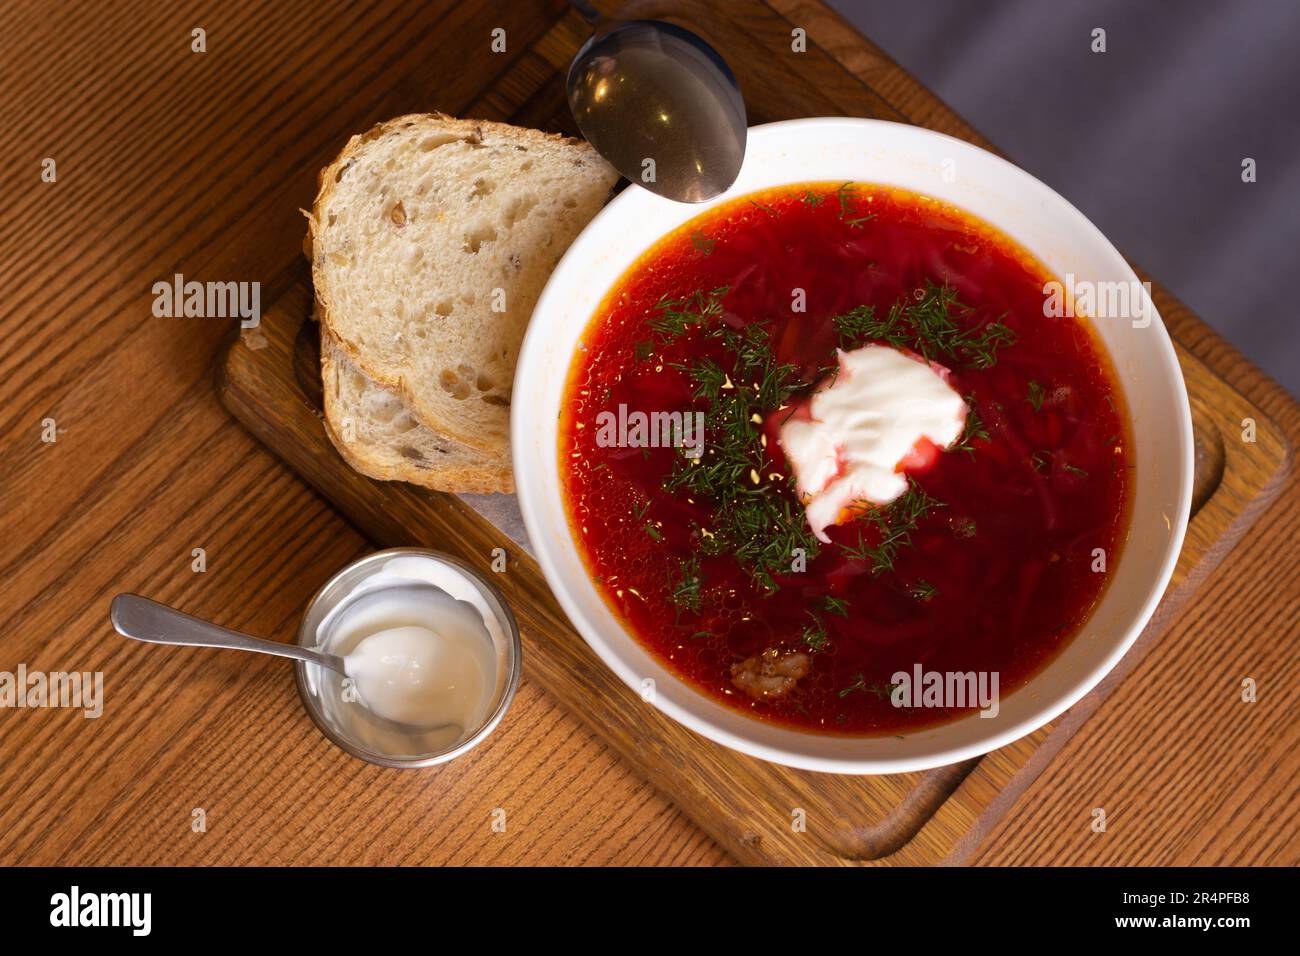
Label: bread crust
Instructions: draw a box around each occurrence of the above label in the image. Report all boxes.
[308,112,614,456]
[318,323,515,494]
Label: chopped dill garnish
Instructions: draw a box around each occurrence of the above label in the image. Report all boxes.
[659,291,816,592]
[1026,379,1046,411]
[951,403,988,456]
[668,553,702,613]
[689,229,716,257]
[837,481,944,575]
[644,522,662,541]
[649,279,1005,605]
[834,181,875,228]
[694,493,819,594]
[830,281,1017,368]
[866,681,898,701]
[802,189,826,208]
[1064,463,1089,478]
[838,674,867,698]
[832,304,906,350]
[749,198,781,218]
[907,579,937,601]
[801,612,828,652]
[670,355,728,401]
[1030,450,1052,472]
[648,286,728,340]
[821,595,850,617]
[839,673,900,700]
[960,321,1018,369]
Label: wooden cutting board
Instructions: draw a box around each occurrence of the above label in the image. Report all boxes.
[218,0,1290,865]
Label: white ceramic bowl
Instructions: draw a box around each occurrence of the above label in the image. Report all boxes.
[513,118,1193,774]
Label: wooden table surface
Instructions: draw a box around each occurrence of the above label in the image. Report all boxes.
[2,0,1295,866]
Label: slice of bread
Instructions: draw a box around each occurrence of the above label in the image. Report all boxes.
[308,113,617,455]
[320,328,514,493]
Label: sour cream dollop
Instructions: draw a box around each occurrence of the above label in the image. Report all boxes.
[314,556,503,751]
[778,344,967,542]
[344,622,489,728]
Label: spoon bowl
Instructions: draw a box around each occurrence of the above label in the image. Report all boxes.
[567,18,746,202]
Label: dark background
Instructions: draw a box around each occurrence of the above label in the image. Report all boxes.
[831,0,1300,397]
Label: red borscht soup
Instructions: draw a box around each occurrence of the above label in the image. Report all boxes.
[559,183,1131,734]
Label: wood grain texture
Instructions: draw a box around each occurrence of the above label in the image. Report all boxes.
[221,256,1283,865]
[223,0,1289,865]
[767,0,1300,867]
[1,0,1296,866]
[0,0,723,868]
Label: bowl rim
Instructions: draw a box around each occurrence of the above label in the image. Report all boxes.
[513,117,1194,774]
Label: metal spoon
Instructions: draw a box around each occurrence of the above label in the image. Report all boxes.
[112,593,349,673]
[566,1,747,202]
[109,593,460,734]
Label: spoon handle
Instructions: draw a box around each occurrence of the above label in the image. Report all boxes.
[568,0,602,25]
[110,594,346,674]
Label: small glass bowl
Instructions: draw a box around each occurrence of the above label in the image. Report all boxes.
[294,548,522,768]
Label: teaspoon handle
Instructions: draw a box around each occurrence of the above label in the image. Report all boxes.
[568,0,602,25]
[110,594,346,674]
